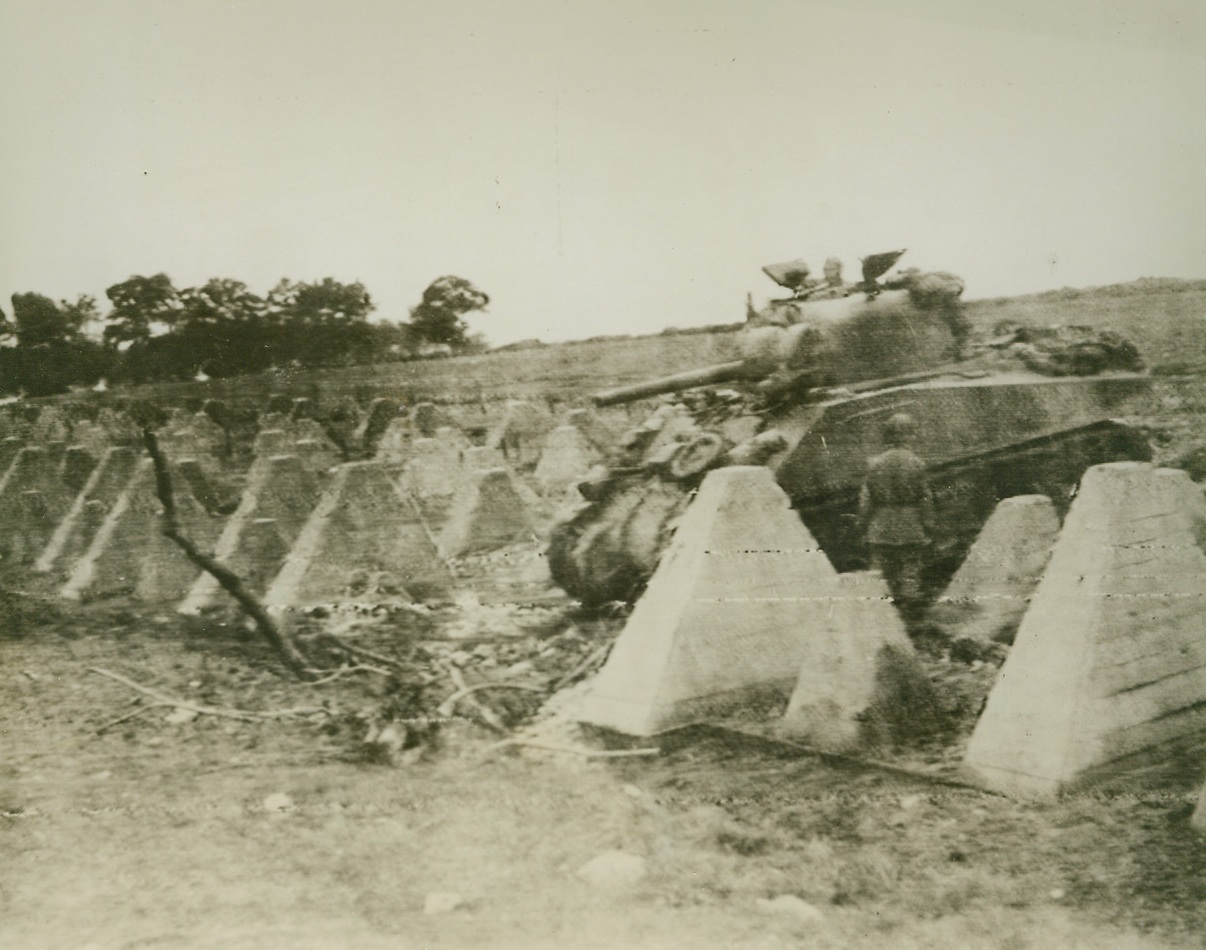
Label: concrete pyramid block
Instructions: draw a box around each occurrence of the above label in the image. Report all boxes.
[252,428,291,458]
[61,446,98,496]
[0,447,77,564]
[489,401,554,469]
[964,463,1206,797]
[565,408,617,454]
[36,446,140,574]
[354,397,399,454]
[575,466,839,736]
[293,437,342,472]
[179,454,321,612]
[132,487,223,602]
[30,407,69,444]
[8,491,56,565]
[0,436,25,477]
[265,460,454,609]
[189,412,227,449]
[61,459,222,602]
[413,402,454,438]
[293,418,330,444]
[928,495,1060,644]
[96,408,140,445]
[374,418,413,465]
[406,438,463,499]
[534,425,599,494]
[68,420,111,460]
[1192,780,1206,834]
[438,468,535,558]
[435,425,469,451]
[463,446,506,471]
[781,571,937,751]
[259,410,290,432]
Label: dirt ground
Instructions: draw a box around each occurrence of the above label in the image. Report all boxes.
[4,310,1206,949]
[3,586,1205,950]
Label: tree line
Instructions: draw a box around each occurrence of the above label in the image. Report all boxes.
[0,274,489,396]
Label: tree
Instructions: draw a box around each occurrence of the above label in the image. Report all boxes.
[267,277,376,366]
[0,301,14,345]
[409,276,489,348]
[6,293,108,395]
[174,279,269,377]
[103,274,181,348]
[10,292,92,347]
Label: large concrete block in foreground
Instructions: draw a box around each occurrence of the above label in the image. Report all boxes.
[438,468,534,558]
[265,460,454,609]
[964,463,1206,797]
[575,466,837,736]
[781,571,937,751]
[928,495,1060,644]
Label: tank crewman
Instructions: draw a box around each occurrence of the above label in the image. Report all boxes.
[797,257,850,302]
[856,412,933,622]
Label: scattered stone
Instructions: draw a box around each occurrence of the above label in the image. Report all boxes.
[262,793,294,813]
[755,895,825,924]
[574,850,647,889]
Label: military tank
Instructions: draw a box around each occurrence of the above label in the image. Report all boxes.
[547,253,1151,607]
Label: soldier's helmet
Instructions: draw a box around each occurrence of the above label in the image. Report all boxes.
[883,413,917,446]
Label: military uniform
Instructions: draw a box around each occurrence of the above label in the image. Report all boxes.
[857,444,932,619]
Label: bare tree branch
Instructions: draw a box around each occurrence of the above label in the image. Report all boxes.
[141,427,316,677]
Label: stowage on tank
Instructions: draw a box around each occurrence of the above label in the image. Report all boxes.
[547,251,1151,608]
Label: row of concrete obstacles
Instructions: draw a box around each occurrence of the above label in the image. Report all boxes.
[0,423,559,612]
[573,461,1206,801]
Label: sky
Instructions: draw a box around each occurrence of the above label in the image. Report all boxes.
[1,0,1204,345]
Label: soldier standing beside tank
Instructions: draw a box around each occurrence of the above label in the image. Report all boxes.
[857,413,933,623]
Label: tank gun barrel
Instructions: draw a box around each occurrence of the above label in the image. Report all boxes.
[592,360,751,407]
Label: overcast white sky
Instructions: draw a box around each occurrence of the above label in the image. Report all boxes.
[2,0,1204,344]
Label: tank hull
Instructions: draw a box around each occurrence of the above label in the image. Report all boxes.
[549,371,1152,607]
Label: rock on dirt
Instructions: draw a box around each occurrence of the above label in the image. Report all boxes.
[755,894,825,924]
[575,850,647,889]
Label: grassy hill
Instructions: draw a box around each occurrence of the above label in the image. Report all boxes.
[66,277,1206,414]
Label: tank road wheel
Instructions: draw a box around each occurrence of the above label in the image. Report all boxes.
[666,433,727,480]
